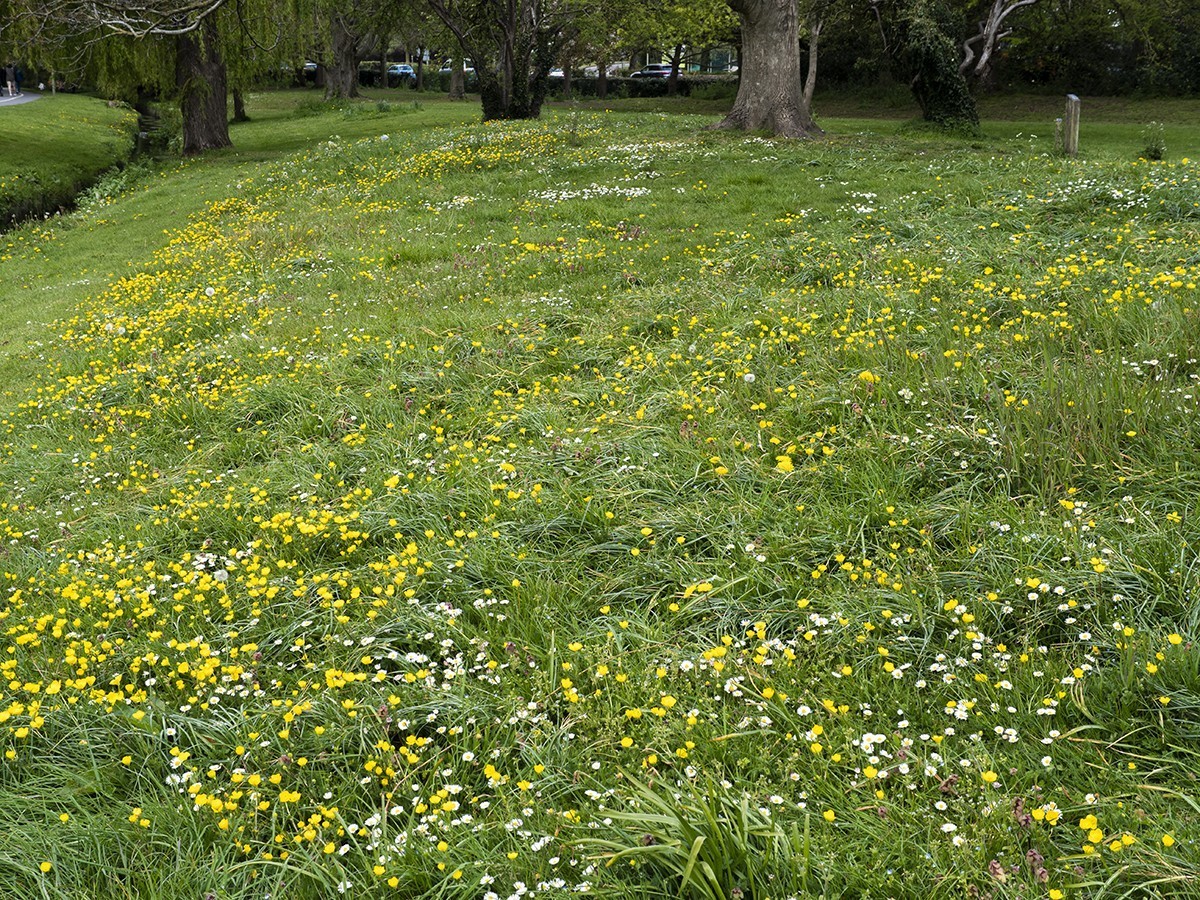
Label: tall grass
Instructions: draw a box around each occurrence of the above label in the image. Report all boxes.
[0,93,1198,898]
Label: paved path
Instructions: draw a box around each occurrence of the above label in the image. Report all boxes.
[0,91,41,106]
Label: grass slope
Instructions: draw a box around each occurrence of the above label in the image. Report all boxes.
[0,93,137,229]
[1,94,1199,900]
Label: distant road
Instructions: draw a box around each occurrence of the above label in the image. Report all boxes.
[0,91,41,106]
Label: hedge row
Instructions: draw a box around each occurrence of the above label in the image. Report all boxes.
[351,70,739,99]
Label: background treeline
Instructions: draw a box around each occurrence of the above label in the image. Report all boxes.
[2,0,1197,155]
[814,0,1200,95]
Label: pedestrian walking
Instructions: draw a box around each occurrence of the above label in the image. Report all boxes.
[4,64,16,97]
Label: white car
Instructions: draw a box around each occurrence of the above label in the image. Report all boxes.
[581,63,629,77]
[630,64,673,79]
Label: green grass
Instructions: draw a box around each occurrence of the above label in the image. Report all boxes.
[560,87,1200,158]
[0,93,138,229]
[1,90,1200,899]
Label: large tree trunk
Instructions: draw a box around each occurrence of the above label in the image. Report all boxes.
[449,57,465,99]
[325,11,360,100]
[717,0,820,138]
[176,17,231,155]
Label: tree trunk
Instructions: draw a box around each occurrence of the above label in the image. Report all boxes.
[176,17,231,155]
[960,0,1038,87]
[449,57,465,99]
[562,54,573,99]
[667,43,683,96]
[416,47,425,91]
[325,11,360,100]
[427,0,555,120]
[802,15,822,109]
[380,45,387,89]
[597,59,607,99]
[232,86,249,123]
[476,18,548,120]
[717,0,820,138]
[497,19,515,113]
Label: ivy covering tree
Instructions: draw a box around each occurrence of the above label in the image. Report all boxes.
[898,0,978,127]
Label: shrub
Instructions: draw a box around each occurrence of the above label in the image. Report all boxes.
[1141,121,1166,160]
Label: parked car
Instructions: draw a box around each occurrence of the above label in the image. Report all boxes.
[630,64,673,79]
[387,63,415,81]
[582,64,629,77]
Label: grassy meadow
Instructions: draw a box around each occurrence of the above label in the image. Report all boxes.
[1,91,1199,899]
[0,93,138,229]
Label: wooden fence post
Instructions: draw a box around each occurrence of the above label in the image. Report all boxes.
[1063,94,1080,157]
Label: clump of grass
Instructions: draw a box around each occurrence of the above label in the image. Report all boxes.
[583,775,813,900]
[1141,120,1166,160]
[74,161,153,215]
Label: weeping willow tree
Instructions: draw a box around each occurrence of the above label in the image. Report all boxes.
[0,0,89,93]
[227,0,307,120]
[1,0,295,153]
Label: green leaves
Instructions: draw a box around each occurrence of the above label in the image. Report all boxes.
[582,773,810,900]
